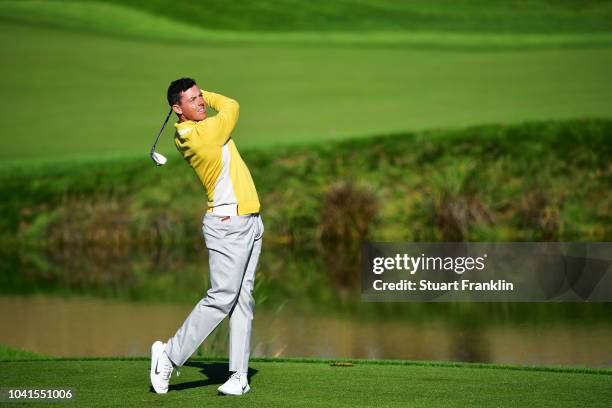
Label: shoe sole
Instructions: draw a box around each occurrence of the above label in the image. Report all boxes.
[150,341,168,394]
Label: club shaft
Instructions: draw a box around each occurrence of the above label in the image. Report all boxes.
[151,108,173,152]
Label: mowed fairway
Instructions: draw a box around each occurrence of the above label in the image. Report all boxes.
[1,19,611,162]
[2,358,611,407]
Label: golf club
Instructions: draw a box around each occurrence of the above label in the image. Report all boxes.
[150,107,173,166]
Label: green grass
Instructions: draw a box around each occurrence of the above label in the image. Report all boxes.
[0,21,611,162]
[2,1,612,47]
[0,1,611,162]
[0,344,50,361]
[31,0,612,33]
[2,355,611,407]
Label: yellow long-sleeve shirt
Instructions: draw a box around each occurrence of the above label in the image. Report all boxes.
[174,91,260,215]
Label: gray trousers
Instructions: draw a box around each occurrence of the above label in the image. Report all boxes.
[165,212,264,372]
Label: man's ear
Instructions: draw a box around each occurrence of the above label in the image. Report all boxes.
[172,104,182,116]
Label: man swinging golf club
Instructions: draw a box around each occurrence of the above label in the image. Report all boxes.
[150,77,263,396]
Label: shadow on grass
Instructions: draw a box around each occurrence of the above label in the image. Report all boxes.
[165,361,259,392]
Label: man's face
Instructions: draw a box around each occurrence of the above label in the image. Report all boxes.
[173,85,206,121]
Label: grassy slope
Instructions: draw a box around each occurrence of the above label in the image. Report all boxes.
[2,1,612,45]
[3,118,610,245]
[0,1,611,162]
[0,24,611,161]
[63,0,612,33]
[1,357,611,407]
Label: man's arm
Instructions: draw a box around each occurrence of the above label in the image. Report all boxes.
[194,90,240,145]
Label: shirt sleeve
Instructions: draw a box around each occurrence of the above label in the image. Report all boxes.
[193,90,240,146]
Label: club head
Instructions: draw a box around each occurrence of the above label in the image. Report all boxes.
[151,151,167,166]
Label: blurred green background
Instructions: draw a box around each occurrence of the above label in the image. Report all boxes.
[0,0,611,367]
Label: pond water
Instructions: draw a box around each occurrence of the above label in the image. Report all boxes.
[1,294,611,368]
[1,244,611,367]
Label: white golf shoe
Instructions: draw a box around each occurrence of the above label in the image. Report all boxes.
[218,371,250,395]
[150,341,174,394]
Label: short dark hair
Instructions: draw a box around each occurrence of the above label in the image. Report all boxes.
[167,77,196,106]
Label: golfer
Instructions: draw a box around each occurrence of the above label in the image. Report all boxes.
[150,77,263,396]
